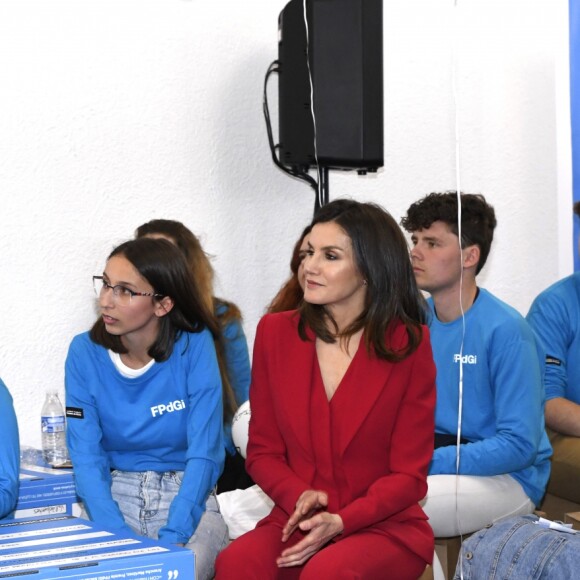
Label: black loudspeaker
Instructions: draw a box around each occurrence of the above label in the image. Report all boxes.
[278,0,383,172]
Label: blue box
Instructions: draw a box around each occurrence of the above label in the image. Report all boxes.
[0,515,194,579]
[16,464,82,519]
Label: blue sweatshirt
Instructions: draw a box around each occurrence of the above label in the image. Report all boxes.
[428,289,551,506]
[0,378,19,519]
[65,330,224,544]
[217,305,251,455]
[527,272,580,404]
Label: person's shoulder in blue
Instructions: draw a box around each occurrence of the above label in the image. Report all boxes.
[401,191,551,537]
[527,271,580,417]
[0,378,20,519]
[215,300,250,454]
[215,300,250,408]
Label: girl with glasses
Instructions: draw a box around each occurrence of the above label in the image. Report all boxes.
[65,237,228,580]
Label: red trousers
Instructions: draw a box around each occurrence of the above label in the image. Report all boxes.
[215,521,427,580]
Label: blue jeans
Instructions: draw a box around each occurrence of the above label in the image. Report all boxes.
[111,470,228,580]
[455,515,580,579]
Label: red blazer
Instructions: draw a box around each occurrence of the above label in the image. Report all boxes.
[246,311,437,564]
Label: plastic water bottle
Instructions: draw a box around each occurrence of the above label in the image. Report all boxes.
[41,391,68,467]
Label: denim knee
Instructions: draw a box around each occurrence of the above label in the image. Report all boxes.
[456,515,579,579]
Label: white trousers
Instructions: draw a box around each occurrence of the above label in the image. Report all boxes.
[421,474,535,537]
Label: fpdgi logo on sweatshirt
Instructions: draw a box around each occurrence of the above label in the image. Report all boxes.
[151,399,186,417]
[453,353,477,364]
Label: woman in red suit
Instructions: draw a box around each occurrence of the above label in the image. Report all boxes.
[215,199,436,579]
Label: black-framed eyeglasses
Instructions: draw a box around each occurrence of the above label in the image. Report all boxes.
[92,276,164,306]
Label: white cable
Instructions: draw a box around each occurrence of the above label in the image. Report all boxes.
[302,0,323,207]
[452,2,466,576]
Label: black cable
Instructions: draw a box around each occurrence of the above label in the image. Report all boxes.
[263,62,316,188]
[263,60,319,193]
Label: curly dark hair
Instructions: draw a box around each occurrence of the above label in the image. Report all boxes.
[401,191,497,275]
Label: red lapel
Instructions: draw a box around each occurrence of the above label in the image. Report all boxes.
[332,339,395,456]
[269,313,317,458]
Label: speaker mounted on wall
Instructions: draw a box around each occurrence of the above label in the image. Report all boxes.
[278,0,383,173]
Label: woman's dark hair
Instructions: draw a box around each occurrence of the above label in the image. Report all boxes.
[267,225,311,314]
[91,238,219,362]
[298,199,426,362]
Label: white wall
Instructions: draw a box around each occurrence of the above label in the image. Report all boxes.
[0,0,565,448]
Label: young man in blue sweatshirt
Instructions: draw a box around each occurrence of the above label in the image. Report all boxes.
[401,192,551,537]
[526,201,580,510]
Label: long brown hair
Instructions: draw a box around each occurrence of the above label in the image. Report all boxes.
[135,219,238,420]
[298,199,426,362]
